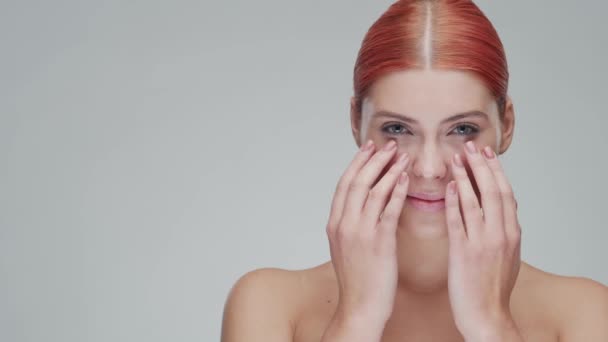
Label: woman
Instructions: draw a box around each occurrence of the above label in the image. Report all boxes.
[221,1,608,341]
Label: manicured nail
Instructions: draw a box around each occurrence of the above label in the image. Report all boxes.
[453,153,464,167]
[384,140,396,151]
[465,141,477,154]
[398,152,409,164]
[362,139,374,151]
[448,181,457,195]
[399,171,408,184]
[482,146,495,159]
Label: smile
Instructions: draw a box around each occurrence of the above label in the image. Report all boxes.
[406,196,446,212]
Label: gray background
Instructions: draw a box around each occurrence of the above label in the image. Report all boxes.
[1,0,607,341]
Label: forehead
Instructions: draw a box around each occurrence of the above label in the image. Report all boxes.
[363,69,498,122]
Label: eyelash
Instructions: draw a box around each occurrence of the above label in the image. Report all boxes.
[381,122,480,136]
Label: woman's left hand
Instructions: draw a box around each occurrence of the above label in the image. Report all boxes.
[445,141,524,342]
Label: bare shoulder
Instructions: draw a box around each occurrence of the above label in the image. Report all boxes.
[549,272,608,341]
[517,263,608,341]
[221,263,335,342]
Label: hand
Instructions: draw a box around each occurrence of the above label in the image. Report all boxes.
[325,139,410,328]
[444,141,523,340]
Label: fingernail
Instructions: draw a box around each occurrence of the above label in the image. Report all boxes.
[482,146,495,159]
[398,152,409,164]
[465,141,477,154]
[384,140,396,151]
[453,153,464,167]
[362,139,374,151]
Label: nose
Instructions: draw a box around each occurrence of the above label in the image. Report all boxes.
[410,142,448,180]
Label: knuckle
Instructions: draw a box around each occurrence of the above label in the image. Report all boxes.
[349,178,368,192]
[367,188,383,202]
[334,217,348,234]
[483,186,501,199]
[326,220,340,238]
[380,209,396,222]
[394,177,408,192]
[325,222,336,235]
[507,235,520,247]
[334,225,351,243]
[509,227,522,243]
[462,200,479,213]
[504,194,516,209]
[335,219,364,241]
[501,187,515,200]
[335,179,349,193]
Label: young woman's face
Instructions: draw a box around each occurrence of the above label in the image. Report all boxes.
[353,68,513,236]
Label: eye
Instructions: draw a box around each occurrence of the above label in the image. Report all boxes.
[450,123,479,136]
[381,123,411,136]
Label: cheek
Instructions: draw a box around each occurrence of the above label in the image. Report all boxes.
[391,137,473,158]
[472,128,499,150]
[460,131,498,201]
[463,161,482,202]
[367,129,496,190]
[444,139,469,154]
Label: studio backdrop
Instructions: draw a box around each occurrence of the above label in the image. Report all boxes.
[1,1,607,341]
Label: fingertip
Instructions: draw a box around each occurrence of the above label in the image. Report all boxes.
[398,171,409,186]
[447,180,457,196]
[452,153,465,169]
[482,146,496,159]
[445,181,458,206]
[360,139,374,152]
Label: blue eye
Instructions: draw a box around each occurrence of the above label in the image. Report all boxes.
[381,123,411,136]
[451,124,479,136]
[381,123,480,136]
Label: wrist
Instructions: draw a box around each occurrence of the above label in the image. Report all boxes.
[338,309,389,329]
[323,308,388,342]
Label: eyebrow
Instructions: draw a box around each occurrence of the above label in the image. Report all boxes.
[372,110,490,125]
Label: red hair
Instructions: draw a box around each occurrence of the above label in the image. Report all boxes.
[353,0,508,118]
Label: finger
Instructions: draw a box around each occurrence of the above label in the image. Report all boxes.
[327,139,375,234]
[463,141,504,234]
[361,152,409,226]
[342,140,398,223]
[378,171,409,237]
[451,152,483,240]
[445,180,467,243]
[481,146,520,241]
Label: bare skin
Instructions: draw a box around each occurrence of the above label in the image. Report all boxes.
[221,69,608,342]
[221,261,608,342]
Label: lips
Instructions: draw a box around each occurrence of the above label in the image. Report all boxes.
[408,192,444,201]
[406,192,446,212]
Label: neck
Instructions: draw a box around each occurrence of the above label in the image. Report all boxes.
[396,220,450,292]
[390,229,457,334]
[386,286,461,339]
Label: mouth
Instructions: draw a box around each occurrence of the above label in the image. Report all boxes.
[406,193,446,212]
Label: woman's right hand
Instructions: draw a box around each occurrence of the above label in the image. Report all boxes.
[325,139,410,332]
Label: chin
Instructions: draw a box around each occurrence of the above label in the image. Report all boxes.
[398,205,448,239]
